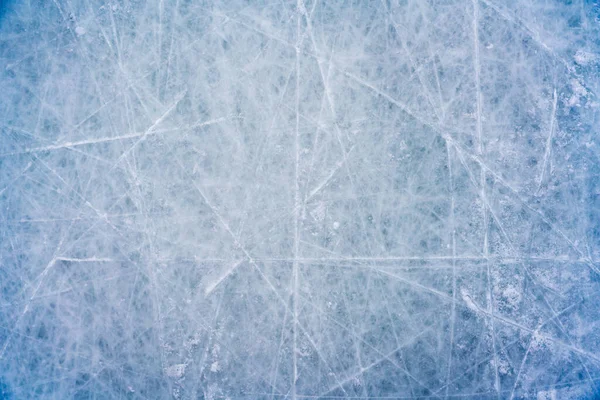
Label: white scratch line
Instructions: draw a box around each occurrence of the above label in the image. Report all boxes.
[537,89,558,193]
[204,259,245,296]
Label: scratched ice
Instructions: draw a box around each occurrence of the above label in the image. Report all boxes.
[1,0,599,399]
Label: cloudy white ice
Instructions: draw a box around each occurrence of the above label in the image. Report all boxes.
[1,0,600,399]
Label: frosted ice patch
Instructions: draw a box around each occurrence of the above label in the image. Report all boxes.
[210,361,220,372]
[537,389,557,400]
[574,50,597,65]
[165,364,187,379]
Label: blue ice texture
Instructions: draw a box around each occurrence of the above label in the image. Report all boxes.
[1,0,600,399]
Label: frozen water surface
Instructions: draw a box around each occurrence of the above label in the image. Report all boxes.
[1,0,600,399]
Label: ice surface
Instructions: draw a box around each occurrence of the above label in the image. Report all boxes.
[0,0,599,399]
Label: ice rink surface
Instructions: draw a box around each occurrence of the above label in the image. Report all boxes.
[1,0,599,398]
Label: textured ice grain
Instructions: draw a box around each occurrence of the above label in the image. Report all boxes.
[0,0,599,399]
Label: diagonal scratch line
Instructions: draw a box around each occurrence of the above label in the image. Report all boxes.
[0,101,232,161]
[375,268,453,301]
[3,133,149,156]
[462,293,600,363]
[342,70,425,128]
[204,259,244,296]
[0,161,32,196]
[0,253,60,360]
[306,145,355,201]
[537,89,558,194]
[108,90,187,172]
[318,328,431,398]
[191,181,290,311]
